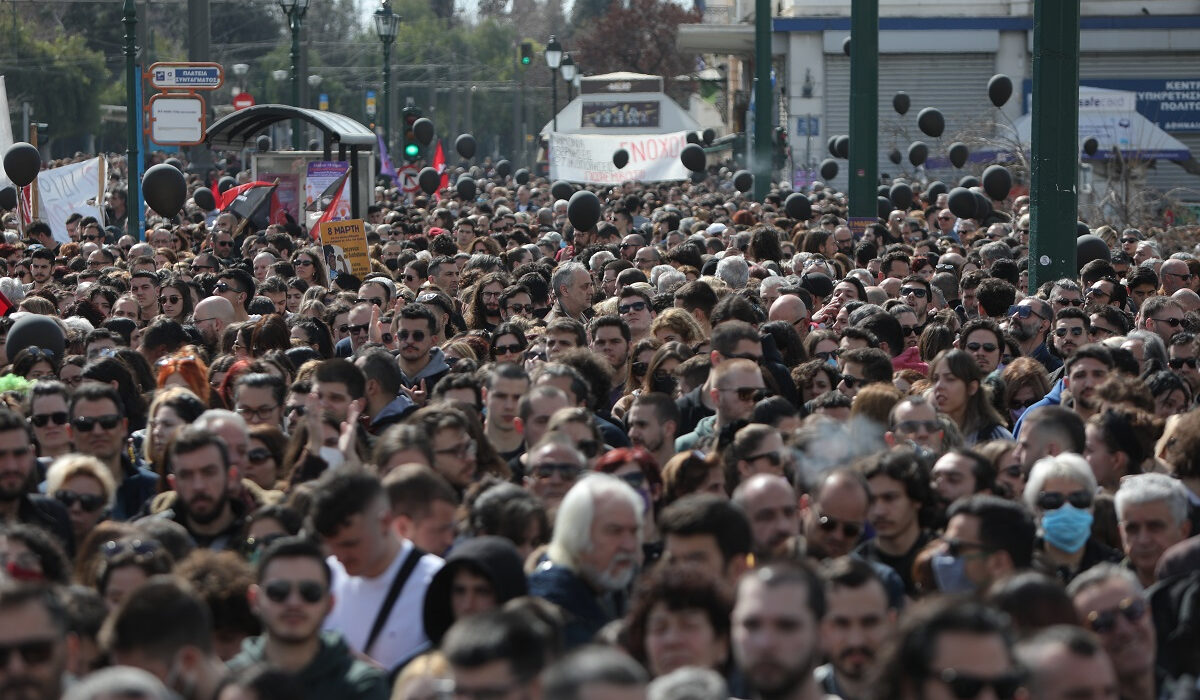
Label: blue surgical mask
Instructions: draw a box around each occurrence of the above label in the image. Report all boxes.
[931,553,975,593]
[1041,504,1094,553]
[826,356,839,369]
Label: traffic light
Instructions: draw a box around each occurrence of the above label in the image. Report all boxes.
[520,41,533,66]
[402,105,421,161]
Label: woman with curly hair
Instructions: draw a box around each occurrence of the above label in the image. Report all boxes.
[649,308,706,346]
[793,359,840,404]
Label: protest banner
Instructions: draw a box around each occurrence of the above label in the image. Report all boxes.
[549,131,690,184]
[33,157,105,243]
[318,218,370,280]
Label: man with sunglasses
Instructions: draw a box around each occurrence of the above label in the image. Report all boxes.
[1135,295,1185,345]
[675,358,763,453]
[68,384,157,522]
[396,303,450,397]
[1158,258,1193,296]
[0,584,75,700]
[1007,297,1061,375]
[1068,565,1160,700]
[1166,332,1200,392]
[617,287,656,343]
[0,408,73,553]
[216,269,255,323]
[229,537,389,699]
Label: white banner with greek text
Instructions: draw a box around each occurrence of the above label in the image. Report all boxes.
[549,131,690,184]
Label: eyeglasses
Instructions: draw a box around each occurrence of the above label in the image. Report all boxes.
[505,303,532,314]
[1169,357,1199,370]
[617,470,646,490]
[816,511,862,538]
[934,669,1023,700]
[719,386,767,402]
[294,259,314,267]
[493,343,525,356]
[159,295,181,305]
[264,579,326,604]
[236,405,277,421]
[72,414,122,432]
[895,419,940,435]
[1009,397,1038,411]
[1085,596,1147,634]
[1036,489,1094,511]
[1152,316,1183,329]
[532,462,582,480]
[397,329,427,342]
[900,287,927,298]
[434,439,476,460]
[1054,326,1085,337]
[0,639,57,668]
[30,412,68,428]
[54,489,106,512]
[619,301,648,314]
[1007,305,1043,320]
[965,342,998,353]
[357,297,384,306]
[1091,324,1119,337]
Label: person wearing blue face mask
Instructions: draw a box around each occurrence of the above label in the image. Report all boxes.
[1023,453,1121,584]
[930,494,1036,595]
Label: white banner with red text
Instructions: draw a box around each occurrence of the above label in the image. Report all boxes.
[549,131,690,184]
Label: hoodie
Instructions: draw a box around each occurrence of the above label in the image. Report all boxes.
[422,536,528,646]
[1011,378,1063,438]
[399,347,451,395]
[228,631,388,700]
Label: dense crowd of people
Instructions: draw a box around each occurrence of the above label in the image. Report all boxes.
[0,154,1198,700]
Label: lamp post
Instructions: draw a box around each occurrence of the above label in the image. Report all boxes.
[280,0,310,149]
[123,0,139,240]
[545,35,562,132]
[374,0,399,155]
[231,63,249,96]
[560,53,576,102]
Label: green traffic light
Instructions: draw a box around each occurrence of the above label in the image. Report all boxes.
[405,143,420,158]
[521,56,531,65]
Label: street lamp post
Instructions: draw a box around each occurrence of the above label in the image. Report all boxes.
[123,0,139,240]
[374,1,399,155]
[560,53,576,102]
[231,63,249,96]
[545,35,562,132]
[280,0,310,149]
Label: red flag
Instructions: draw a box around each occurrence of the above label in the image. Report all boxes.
[433,141,449,199]
[317,174,349,227]
[218,181,275,211]
[0,289,13,317]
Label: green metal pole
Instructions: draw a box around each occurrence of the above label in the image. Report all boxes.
[848,0,878,223]
[1029,0,1080,292]
[290,13,300,149]
[123,0,139,240]
[751,0,771,200]
[383,42,392,155]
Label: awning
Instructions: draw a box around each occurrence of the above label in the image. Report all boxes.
[206,105,376,151]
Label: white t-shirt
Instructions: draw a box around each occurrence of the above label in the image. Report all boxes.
[323,540,444,670]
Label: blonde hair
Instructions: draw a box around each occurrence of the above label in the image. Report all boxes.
[44,454,116,506]
[649,307,706,345]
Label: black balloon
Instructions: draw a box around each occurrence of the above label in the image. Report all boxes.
[455,134,477,159]
[218,176,236,194]
[908,141,928,167]
[164,157,184,171]
[495,160,512,178]
[733,170,753,193]
[925,181,948,202]
[959,175,981,189]
[567,190,602,231]
[1077,221,1091,238]
[142,163,187,218]
[1083,137,1099,156]
[893,92,910,116]
[686,132,700,144]
[690,170,706,184]
[877,185,890,198]
[256,135,271,152]
[835,135,849,159]
[888,149,902,165]
[702,128,716,146]
[819,159,838,181]
[982,165,1013,201]
[842,37,851,55]
[948,142,969,169]
[551,180,574,201]
[988,74,1013,108]
[0,187,16,211]
[514,169,530,186]
[890,182,913,211]
[680,144,706,173]
[947,187,976,219]
[418,167,440,195]
[917,107,945,138]
[413,118,435,144]
[877,196,894,220]
[785,192,812,221]
[3,143,40,187]
[456,176,477,200]
[613,149,630,169]
[6,315,64,364]
[827,136,839,158]
[193,187,216,211]
[973,192,992,220]
[1077,235,1110,271]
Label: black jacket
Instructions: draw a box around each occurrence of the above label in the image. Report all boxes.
[423,536,528,646]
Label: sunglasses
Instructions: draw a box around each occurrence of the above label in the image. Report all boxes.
[901,287,927,298]
[902,324,924,337]
[294,259,314,267]
[1086,286,1110,298]
[505,303,532,314]
[54,489,106,512]
[215,239,233,247]
[532,462,582,480]
[191,263,215,272]
[1007,305,1042,320]
[1055,298,1084,307]
[935,263,957,272]
[619,301,648,314]
[357,297,384,306]
[965,341,997,353]
[159,295,181,305]
[247,448,273,465]
[1153,316,1183,329]
[1169,357,1199,370]
[214,282,241,294]
[814,350,840,362]
[102,539,159,559]
[934,669,1023,700]
[397,329,427,342]
[72,414,122,432]
[816,512,862,539]
[896,420,940,435]
[632,361,648,376]
[1036,489,1094,511]
[0,639,56,668]
[720,386,767,402]
[1085,597,1147,634]
[30,412,68,428]
[263,579,325,604]
[840,374,864,389]
[494,343,525,356]
[83,234,103,242]
[1009,397,1039,411]
[746,451,783,467]
[1121,237,1139,244]
[618,471,646,489]
[1054,326,1085,337]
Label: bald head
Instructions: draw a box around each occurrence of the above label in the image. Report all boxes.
[1172,288,1200,312]
[194,295,235,323]
[769,294,807,325]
